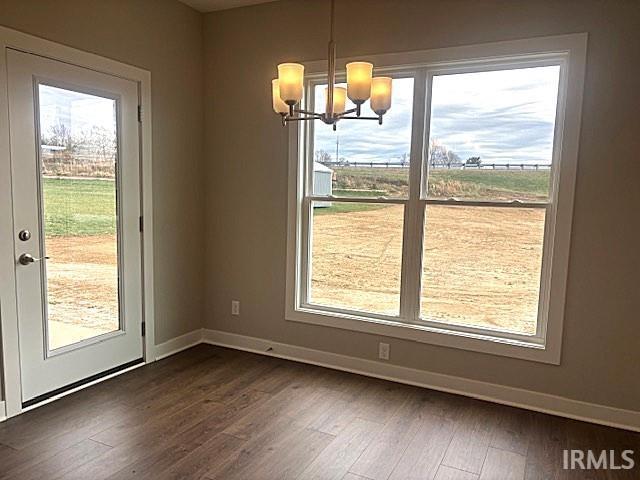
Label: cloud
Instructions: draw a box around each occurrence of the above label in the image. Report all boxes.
[314,66,560,165]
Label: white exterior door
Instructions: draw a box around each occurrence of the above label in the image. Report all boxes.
[7,49,143,404]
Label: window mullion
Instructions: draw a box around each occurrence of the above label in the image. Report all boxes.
[300,80,315,306]
[399,69,428,322]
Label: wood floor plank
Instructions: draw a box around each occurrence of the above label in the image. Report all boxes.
[434,465,479,480]
[2,346,637,480]
[0,402,129,479]
[216,427,333,480]
[298,417,381,480]
[125,350,247,411]
[349,391,432,480]
[0,393,126,450]
[239,359,301,394]
[81,344,226,408]
[561,419,618,480]
[63,400,230,480]
[8,438,111,480]
[348,379,410,425]
[479,447,526,480]
[441,401,498,474]
[89,352,260,447]
[100,389,271,480]
[388,414,457,480]
[307,376,371,435]
[215,417,298,477]
[147,433,245,480]
[221,381,327,441]
[489,406,532,456]
[523,412,568,480]
[91,393,224,447]
[211,416,327,480]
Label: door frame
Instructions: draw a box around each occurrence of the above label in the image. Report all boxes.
[0,25,155,419]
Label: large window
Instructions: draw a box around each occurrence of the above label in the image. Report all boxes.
[287,36,586,363]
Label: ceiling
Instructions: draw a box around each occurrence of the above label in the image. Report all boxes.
[179,0,279,12]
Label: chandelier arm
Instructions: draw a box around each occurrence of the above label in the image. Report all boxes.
[335,107,359,118]
[293,108,322,116]
[338,116,383,121]
[285,115,324,122]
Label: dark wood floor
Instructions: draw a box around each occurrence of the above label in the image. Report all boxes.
[0,345,638,480]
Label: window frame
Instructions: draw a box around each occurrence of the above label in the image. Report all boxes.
[285,34,587,364]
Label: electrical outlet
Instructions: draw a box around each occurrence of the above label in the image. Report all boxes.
[378,342,390,360]
[231,300,240,316]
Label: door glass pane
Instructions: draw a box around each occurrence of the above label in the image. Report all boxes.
[309,201,404,316]
[39,84,120,351]
[426,66,560,202]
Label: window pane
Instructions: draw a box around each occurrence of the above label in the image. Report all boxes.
[427,66,560,201]
[309,201,404,315]
[420,206,546,335]
[39,84,120,351]
[312,77,414,198]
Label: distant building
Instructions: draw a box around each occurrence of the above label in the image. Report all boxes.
[313,162,333,208]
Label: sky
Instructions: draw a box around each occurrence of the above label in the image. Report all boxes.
[39,84,116,144]
[314,65,561,165]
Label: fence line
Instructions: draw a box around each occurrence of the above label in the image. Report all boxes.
[319,161,552,170]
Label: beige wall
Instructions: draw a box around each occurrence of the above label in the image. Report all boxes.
[203,0,640,412]
[0,0,637,414]
[0,0,206,346]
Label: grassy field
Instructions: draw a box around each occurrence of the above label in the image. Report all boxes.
[330,167,549,198]
[43,177,116,236]
[428,169,550,200]
[42,170,550,232]
[319,167,550,214]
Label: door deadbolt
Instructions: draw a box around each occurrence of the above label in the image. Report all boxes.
[18,229,31,241]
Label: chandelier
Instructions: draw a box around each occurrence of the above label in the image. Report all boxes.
[271,0,392,130]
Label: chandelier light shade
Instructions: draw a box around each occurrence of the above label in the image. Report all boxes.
[271,0,392,129]
[345,61,373,103]
[276,63,304,105]
[326,86,347,115]
[271,80,289,114]
[370,77,393,115]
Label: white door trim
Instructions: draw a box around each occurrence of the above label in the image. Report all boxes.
[0,25,155,419]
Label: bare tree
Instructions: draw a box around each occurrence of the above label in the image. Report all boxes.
[429,138,460,168]
[429,138,448,167]
[42,123,75,152]
[86,126,117,162]
[315,149,332,164]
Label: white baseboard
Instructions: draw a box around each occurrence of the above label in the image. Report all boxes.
[201,328,640,433]
[0,400,6,422]
[154,329,204,361]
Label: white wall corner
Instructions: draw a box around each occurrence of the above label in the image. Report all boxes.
[0,400,6,422]
[154,329,204,360]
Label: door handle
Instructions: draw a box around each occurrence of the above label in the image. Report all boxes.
[18,253,49,265]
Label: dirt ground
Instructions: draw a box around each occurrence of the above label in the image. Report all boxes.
[46,205,545,348]
[311,205,545,335]
[46,235,119,350]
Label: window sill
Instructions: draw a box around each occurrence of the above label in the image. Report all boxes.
[285,306,561,365]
